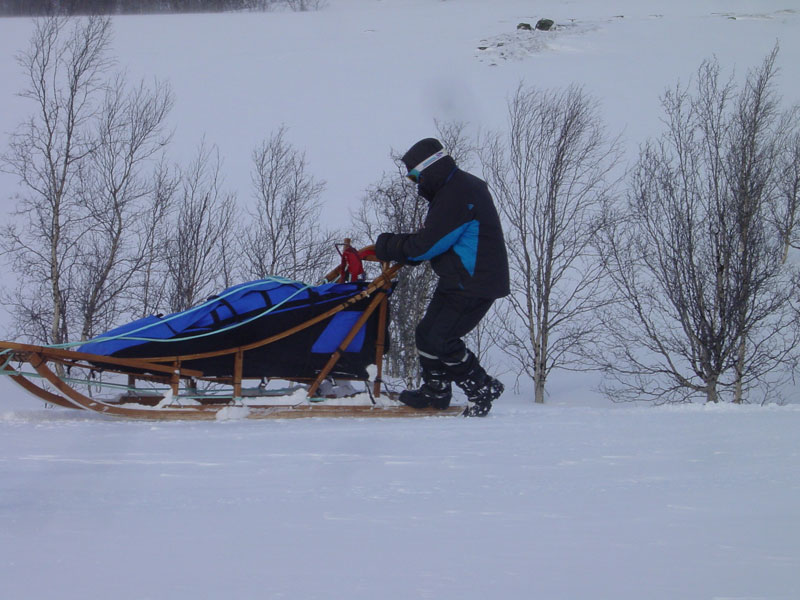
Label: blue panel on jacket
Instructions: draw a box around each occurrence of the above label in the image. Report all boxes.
[410,219,479,276]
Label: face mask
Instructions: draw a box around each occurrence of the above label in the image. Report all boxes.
[418,181,436,202]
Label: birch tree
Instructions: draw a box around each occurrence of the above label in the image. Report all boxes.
[597,48,800,404]
[74,74,173,340]
[481,84,620,403]
[1,16,113,345]
[127,160,179,318]
[1,16,177,345]
[165,142,238,312]
[241,126,335,283]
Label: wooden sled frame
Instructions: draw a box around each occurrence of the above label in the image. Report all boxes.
[0,246,463,420]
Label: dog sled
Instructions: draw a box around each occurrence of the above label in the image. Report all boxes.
[0,242,463,420]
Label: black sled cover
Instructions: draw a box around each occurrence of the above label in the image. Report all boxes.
[78,278,390,380]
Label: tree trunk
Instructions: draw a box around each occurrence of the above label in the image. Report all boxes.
[705,377,719,404]
[534,370,546,404]
[733,338,746,404]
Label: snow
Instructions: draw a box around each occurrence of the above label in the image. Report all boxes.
[2,399,799,599]
[1,1,800,599]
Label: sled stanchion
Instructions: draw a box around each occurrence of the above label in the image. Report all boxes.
[170,361,180,397]
[233,349,244,399]
[373,274,390,398]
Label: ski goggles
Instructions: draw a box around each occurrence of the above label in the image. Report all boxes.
[406,149,448,183]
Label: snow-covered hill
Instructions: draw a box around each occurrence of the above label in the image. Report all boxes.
[1,2,799,599]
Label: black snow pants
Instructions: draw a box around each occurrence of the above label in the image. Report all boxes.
[414,288,494,379]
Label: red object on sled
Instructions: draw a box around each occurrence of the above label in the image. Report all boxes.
[338,238,372,282]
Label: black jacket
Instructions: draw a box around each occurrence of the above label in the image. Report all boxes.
[376,157,510,299]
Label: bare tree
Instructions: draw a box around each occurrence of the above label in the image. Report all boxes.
[0,0,282,16]
[481,83,620,403]
[127,159,178,318]
[1,16,113,345]
[165,141,239,312]
[283,0,327,11]
[74,74,173,340]
[241,126,335,283]
[597,49,799,405]
[1,15,178,346]
[773,130,800,263]
[434,119,475,170]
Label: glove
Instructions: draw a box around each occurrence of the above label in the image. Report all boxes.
[358,246,377,260]
[375,233,394,262]
[375,232,420,265]
[375,232,398,262]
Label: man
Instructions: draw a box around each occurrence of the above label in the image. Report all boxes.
[375,138,510,417]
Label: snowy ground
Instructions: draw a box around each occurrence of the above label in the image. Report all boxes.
[2,396,799,600]
[2,1,800,598]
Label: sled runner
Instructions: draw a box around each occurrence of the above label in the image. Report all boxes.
[0,242,464,420]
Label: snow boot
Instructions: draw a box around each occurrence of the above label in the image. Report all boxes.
[451,353,504,417]
[399,369,452,410]
[459,375,504,416]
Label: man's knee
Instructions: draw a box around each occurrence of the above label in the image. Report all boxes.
[416,324,464,362]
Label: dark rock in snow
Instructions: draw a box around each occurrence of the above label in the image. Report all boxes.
[536,18,555,31]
